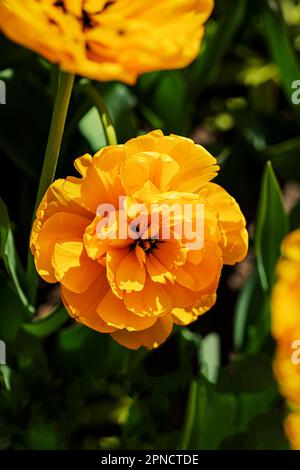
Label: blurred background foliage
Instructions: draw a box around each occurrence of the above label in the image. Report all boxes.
[0,0,300,450]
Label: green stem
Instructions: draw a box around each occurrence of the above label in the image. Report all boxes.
[26,71,75,306]
[80,80,118,146]
[180,380,197,450]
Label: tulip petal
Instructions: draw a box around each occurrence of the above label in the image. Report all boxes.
[124,276,172,317]
[61,271,115,333]
[111,315,173,350]
[200,182,248,265]
[33,212,90,283]
[53,241,102,293]
[97,290,156,331]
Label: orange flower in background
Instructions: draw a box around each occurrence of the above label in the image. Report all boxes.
[0,0,214,84]
[30,130,248,350]
[285,413,300,451]
[272,229,300,449]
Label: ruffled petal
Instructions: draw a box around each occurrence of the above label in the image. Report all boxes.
[97,290,156,331]
[124,276,172,317]
[53,241,102,293]
[33,211,90,283]
[200,182,248,265]
[61,271,115,333]
[111,315,173,350]
[172,293,216,325]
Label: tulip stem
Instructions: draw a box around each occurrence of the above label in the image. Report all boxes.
[26,70,75,307]
[181,380,197,450]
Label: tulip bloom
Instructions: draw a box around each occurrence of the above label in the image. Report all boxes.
[30,130,248,349]
[272,229,300,449]
[0,0,214,83]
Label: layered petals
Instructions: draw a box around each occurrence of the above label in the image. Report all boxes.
[31,130,248,350]
[0,0,214,84]
[272,229,300,449]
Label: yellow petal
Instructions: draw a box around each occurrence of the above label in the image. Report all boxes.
[116,250,146,293]
[111,315,173,350]
[61,272,116,333]
[53,240,102,293]
[33,212,90,283]
[200,182,248,265]
[74,153,93,177]
[124,276,172,317]
[172,293,216,325]
[97,290,156,331]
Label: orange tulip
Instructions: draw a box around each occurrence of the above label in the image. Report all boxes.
[30,130,248,349]
[0,0,214,84]
[285,413,300,451]
[272,229,300,449]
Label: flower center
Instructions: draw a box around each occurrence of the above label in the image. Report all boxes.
[137,239,157,255]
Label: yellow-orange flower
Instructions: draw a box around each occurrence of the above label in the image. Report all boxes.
[285,413,300,451]
[272,229,300,449]
[30,130,248,350]
[0,0,214,84]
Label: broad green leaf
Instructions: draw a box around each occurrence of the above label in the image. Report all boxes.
[261,0,300,122]
[181,377,236,450]
[218,354,279,438]
[0,197,33,314]
[101,82,138,143]
[22,305,69,339]
[57,323,90,352]
[78,106,107,152]
[148,71,189,134]
[181,355,278,450]
[255,162,288,291]
[79,81,117,147]
[222,404,289,450]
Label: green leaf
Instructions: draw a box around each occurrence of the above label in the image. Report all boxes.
[78,106,107,153]
[181,377,236,450]
[0,365,12,391]
[255,162,288,291]
[189,0,248,95]
[261,0,300,122]
[222,404,289,450]
[200,333,220,384]
[149,71,189,134]
[102,83,138,143]
[22,305,69,339]
[234,271,260,352]
[79,81,118,147]
[218,354,279,438]
[234,270,271,354]
[57,323,90,353]
[0,197,33,314]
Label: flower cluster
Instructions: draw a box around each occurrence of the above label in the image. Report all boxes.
[0,0,214,84]
[272,229,300,450]
[30,130,248,349]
